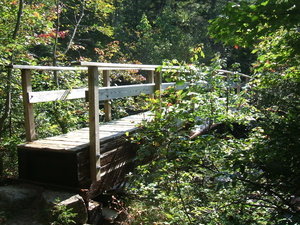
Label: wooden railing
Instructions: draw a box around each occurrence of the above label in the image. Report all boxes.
[9,63,251,181]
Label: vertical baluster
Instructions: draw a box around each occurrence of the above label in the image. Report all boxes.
[154,69,162,99]
[154,69,162,117]
[103,70,111,122]
[148,70,155,99]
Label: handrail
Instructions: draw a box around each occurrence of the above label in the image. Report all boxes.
[8,65,87,71]
[10,62,251,182]
[8,64,251,78]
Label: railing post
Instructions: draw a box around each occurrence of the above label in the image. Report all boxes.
[103,70,111,122]
[154,69,162,115]
[21,69,36,141]
[225,72,231,113]
[154,69,162,99]
[88,66,101,182]
[148,70,155,99]
[236,75,241,94]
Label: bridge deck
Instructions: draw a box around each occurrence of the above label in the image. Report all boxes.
[19,111,152,152]
[17,111,153,189]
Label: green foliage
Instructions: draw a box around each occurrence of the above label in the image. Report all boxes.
[118,1,300,224]
[50,198,77,225]
[209,0,300,55]
[115,0,226,64]
[210,3,300,216]
[126,24,300,221]
[126,57,271,224]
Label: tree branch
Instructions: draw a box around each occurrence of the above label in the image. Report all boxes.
[62,1,85,55]
[12,0,23,40]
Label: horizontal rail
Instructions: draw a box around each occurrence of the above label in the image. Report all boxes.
[95,84,155,101]
[8,64,252,79]
[27,88,87,103]
[27,82,190,103]
[217,69,251,79]
[7,65,87,71]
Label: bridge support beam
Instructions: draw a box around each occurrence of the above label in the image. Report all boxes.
[88,66,101,181]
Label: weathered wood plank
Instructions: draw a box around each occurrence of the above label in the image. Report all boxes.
[18,111,152,150]
[28,88,87,103]
[8,65,87,71]
[26,82,188,104]
[75,62,190,72]
[76,62,159,70]
[96,84,155,101]
[161,82,189,90]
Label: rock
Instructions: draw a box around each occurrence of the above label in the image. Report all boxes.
[88,200,102,224]
[0,185,38,210]
[42,190,88,224]
[102,207,119,223]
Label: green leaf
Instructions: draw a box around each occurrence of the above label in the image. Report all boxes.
[176,80,185,86]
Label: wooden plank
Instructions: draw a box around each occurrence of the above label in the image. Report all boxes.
[88,66,101,181]
[35,137,89,146]
[21,69,36,141]
[161,82,189,90]
[18,142,83,152]
[23,140,87,149]
[9,65,87,71]
[86,84,155,101]
[76,62,189,72]
[28,88,87,103]
[77,62,159,70]
[27,82,187,104]
[18,111,152,150]
[9,65,251,79]
[98,84,154,100]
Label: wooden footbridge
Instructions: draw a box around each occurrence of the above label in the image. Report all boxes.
[10,62,250,191]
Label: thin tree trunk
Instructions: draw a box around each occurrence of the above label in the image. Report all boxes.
[53,0,60,87]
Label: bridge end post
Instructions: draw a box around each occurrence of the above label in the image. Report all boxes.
[88,66,101,182]
[21,69,36,142]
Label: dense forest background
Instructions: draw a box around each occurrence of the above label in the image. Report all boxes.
[0,0,300,224]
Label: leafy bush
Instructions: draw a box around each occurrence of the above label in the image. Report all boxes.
[49,198,77,225]
[126,51,300,224]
